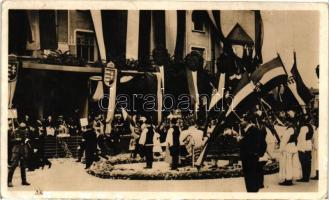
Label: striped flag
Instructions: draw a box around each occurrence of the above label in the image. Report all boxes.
[90,10,190,125]
[282,52,313,114]
[225,72,257,120]
[290,52,313,104]
[250,56,288,94]
[209,73,226,110]
[8,55,19,109]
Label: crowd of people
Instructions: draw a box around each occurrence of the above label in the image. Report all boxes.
[227,106,319,192]
[7,106,319,192]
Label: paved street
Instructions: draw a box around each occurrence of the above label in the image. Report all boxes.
[8,158,317,193]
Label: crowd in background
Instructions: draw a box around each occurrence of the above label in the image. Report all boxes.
[7,106,319,191]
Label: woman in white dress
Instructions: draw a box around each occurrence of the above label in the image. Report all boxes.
[277,112,302,186]
[310,119,319,180]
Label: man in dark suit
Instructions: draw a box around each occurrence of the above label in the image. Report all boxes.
[8,123,31,187]
[166,118,181,170]
[139,118,157,169]
[238,113,261,192]
[83,124,97,169]
[254,110,268,189]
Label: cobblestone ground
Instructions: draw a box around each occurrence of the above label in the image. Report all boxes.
[8,158,317,193]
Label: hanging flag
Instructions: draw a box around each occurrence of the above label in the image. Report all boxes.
[101,10,128,63]
[39,10,58,50]
[104,63,118,133]
[290,52,314,104]
[209,73,225,110]
[26,11,41,51]
[185,51,203,117]
[254,10,263,64]
[174,11,186,61]
[90,10,107,61]
[8,55,19,109]
[138,10,152,68]
[206,10,225,41]
[250,56,288,94]
[155,73,163,125]
[225,72,257,120]
[89,76,104,102]
[165,10,177,57]
[126,10,140,59]
[9,10,33,54]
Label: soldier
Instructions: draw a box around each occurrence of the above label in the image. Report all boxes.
[166,117,181,170]
[84,124,97,169]
[8,123,31,187]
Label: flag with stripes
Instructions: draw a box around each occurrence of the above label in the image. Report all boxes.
[8,55,19,109]
[225,72,257,121]
[90,10,187,124]
[290,52,314,104]
[250,56,288,94]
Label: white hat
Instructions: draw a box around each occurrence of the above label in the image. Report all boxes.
[140,117,147,122]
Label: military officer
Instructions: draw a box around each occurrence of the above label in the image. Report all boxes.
[8,123,31,187]
[166,117,181,170]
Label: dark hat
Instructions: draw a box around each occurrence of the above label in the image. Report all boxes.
[226,23,254,46]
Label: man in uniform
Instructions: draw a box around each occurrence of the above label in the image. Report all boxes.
[8,123,31,187]
[84,124,97,169]
[166,117,181,170]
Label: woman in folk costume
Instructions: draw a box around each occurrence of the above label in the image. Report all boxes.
[310,117,319,180]
[278,110,302,186]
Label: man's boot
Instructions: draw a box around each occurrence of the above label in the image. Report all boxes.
[22,181,30,186]
[21,165,30,186]
[7,168,15,187]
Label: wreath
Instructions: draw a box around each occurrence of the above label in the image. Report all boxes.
[152,46,169,66]
[184,51,204,71]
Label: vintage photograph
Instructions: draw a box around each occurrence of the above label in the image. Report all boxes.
[1,2,327,199]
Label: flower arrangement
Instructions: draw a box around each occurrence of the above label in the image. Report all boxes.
[87,158,279,180]
[40,50,86,66]
[184,51,204,71]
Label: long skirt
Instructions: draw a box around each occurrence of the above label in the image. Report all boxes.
[279,151,302,181]
[311,148,318,177]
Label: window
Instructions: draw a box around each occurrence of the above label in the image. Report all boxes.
[192,11,206,32]
[76,31,95,62]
